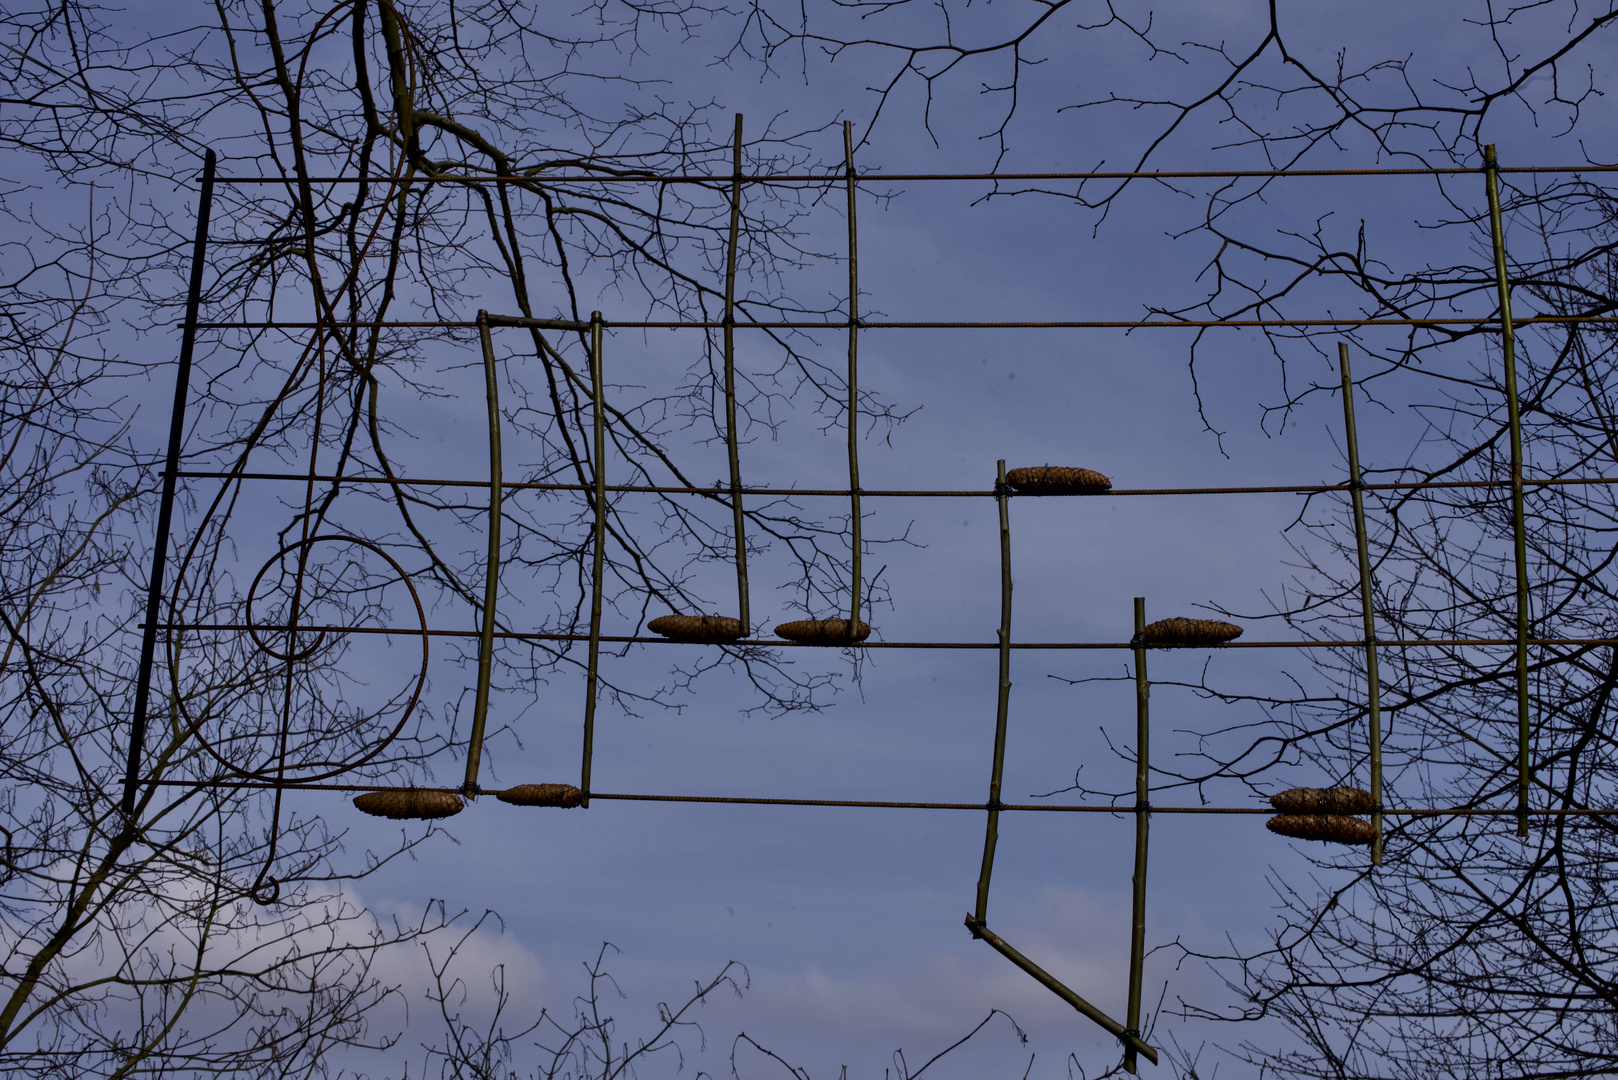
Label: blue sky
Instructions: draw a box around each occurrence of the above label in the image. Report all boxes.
[82,1,1618,1075]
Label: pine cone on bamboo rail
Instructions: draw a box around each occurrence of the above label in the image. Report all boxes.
[353,788,464,820]
[1266,814,1377,845]
[496,783,584,808]
[1004,466,1113,494]
[1270,786,1374,815]
[773,618,871,645]
[647,614,745,643]
[1136,617,1244,647]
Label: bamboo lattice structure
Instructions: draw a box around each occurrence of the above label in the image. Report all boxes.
[119,139,1590,1067]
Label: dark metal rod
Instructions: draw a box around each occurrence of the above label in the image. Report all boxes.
[1125,598,1151,1073]
[193,314,1618,330]
[580,313,607,805]
[210,163,1618,184]
[967,917,1159,1065]
[141,780,1618,815]
[973,460,1015,925]
[1486,144,1534,839]
[724,115,751,633]
[123,148,217,816]
[141,622,1618,650]
[1339,344,1386,864]
[164,470,1618,498]
[464,312,502,793]
[845,121,863,632]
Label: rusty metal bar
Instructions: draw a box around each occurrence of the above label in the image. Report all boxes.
[143,778,1618,816]
[212,163,1618,184]
[166,470,1618,498]
[143,621,1618,651]
[194,314,1618,330]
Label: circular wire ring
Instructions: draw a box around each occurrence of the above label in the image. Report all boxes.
[170,534,430,783]
[246,548,329,661]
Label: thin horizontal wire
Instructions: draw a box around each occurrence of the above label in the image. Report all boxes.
[209,164,1618,184]
[191,314,1618,330]
[144,778,1618,815]
[168,469,1618,497]
[146,622,1618,650]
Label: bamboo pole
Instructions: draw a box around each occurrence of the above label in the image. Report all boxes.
[124,149,216,815]
[1485,144,1532,838]
[1338,344,1385,863]
[845,121,863,632]
[464,312,502,793]
[973,461,1014,924]
[966,917,1159,1066]
[1124,598,1150,1072]
[724,114,751,632]
[580,312,606,806]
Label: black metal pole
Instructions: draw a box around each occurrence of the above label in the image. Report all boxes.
[122,149,217,815]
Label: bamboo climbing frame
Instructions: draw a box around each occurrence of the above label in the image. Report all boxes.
[131,145,1588,1070]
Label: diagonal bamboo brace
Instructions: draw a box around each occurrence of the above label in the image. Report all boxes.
[965,915,1159,1066]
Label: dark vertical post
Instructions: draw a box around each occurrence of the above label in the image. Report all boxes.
[580,312,606,805]
[845,121,863,632]
[123,149,217,815]
[464,312,502,793]
[1124,597,1150,1073]
[1484,144,1532,838]
[1338,343,1385,864]
[724,115,751,633]
[973,460,1014,925]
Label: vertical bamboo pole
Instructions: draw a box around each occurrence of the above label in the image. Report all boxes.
[464,312,502,793]
[124,149,216,815]
[1484,144,1532,838]
[580,312,606,806]
[845,121,863,632]
[973,460,1014,926]
[1124,597,1150,1073]
[724,115,751,633]
[1338,344,1385,864]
